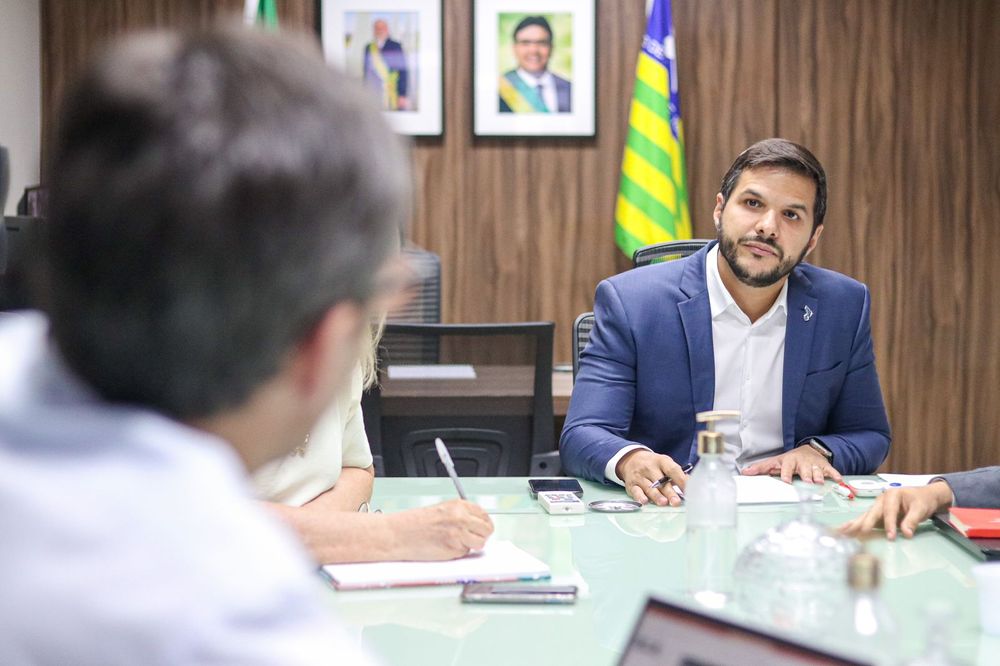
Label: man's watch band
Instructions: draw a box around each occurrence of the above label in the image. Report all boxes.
[802,438,834,464]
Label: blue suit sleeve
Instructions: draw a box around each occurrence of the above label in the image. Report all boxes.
[560,280,644,482]
[807,286,891,474]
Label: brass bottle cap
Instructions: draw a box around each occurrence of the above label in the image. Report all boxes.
[695,410,740,456]
[698,430,725,456]
[848,552,881,591]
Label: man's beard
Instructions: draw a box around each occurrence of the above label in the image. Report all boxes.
[718,231,811,288]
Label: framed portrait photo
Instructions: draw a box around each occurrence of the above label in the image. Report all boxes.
[321,0,443,136]
[473,0,596,138]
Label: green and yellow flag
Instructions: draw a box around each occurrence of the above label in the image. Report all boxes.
[614,0,691,259]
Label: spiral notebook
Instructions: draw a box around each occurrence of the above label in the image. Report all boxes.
[321,540,551,590]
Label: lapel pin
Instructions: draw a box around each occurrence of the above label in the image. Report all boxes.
[803,305,814,322]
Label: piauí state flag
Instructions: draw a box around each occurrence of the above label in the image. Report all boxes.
[614,0,691,259]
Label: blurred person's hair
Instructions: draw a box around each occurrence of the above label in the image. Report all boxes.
[36,26,409,419]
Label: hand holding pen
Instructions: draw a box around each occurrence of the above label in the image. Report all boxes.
[363,437,491,559]
[615,449,689,507]
[650,463,695,502]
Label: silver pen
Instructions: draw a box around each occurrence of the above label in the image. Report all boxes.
[434,437,467,500]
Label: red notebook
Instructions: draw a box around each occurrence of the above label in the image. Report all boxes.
[948,507,1000,538]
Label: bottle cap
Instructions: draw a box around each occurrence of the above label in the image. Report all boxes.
[848,552,881,591]
[695,410,740,456]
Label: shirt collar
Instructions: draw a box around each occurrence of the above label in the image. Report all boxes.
[516,68,552,87]
[706,244,788,324]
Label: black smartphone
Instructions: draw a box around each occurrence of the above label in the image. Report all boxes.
[527,478,584,499]
[461,583,578,604]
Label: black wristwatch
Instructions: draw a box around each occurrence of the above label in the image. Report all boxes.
[800,438,834,465]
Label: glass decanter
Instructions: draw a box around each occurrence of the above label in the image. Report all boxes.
[732,480,859,632]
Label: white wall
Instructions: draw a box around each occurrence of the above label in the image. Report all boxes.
[0,0,41,215]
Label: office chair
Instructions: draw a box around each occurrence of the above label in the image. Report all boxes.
[632,238,710,268]
[572,312,595,383]
[1,216,43,311]
[365,322,559,477]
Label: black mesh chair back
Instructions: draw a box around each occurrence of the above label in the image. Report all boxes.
[363,322,559,477]
[1,216,43,311]
[572,312,595,383]
[632,239,710,268]
[381,246,442,364]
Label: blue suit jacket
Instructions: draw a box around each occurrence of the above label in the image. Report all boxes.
[560,242,891,482]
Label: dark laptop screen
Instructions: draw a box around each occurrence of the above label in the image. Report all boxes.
[618,596,870,666]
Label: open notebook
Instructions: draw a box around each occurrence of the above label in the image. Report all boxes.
[735,476,823,504]
[321,540,551,591]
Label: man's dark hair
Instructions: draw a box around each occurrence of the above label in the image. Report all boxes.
[513,16,552,41]
[719,138,827,230]
[36,27,409,419]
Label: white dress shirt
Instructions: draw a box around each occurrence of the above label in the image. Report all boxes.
[603,246,787,483]
[705,244,787,467]
[516,68,558,113]
[0,312,377,665]
[253,364,373,506]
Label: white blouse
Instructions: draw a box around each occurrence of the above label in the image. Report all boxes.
[252,365,374,506]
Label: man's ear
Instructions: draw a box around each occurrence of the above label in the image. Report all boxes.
[290,302,365,403]
[713,193,725,231]
[804,224,825,258]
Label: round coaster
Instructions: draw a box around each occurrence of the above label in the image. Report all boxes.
[588,499,642,513]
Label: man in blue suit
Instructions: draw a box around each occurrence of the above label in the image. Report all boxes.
[561,139,890,506]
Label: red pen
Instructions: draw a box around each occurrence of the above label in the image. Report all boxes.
[834,480,855,500]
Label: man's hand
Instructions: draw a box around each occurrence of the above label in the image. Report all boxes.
[386,499,494,561]
[741,446,841,484]
[616,449,688,507]
[840,482,954,540]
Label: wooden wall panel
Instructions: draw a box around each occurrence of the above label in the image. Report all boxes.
[774,0,999,472]
[38,0,1000,472]
[40,0,313,168]
[965,0,1000,473]
[672,0,780,234]
[408,0,648,337]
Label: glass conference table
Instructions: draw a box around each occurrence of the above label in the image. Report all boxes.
[324,477,999,665]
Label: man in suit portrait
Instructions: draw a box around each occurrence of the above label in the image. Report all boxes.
[363,18,409,111]
[498,16,571,114]
[561,139,891,506]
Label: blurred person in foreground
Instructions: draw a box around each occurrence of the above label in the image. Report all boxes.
[0,25,421,664]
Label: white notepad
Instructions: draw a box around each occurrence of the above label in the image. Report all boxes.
[735,476,822,504]
[877,473,942,487]
[386,364,477,380]
[321,540,550,591]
